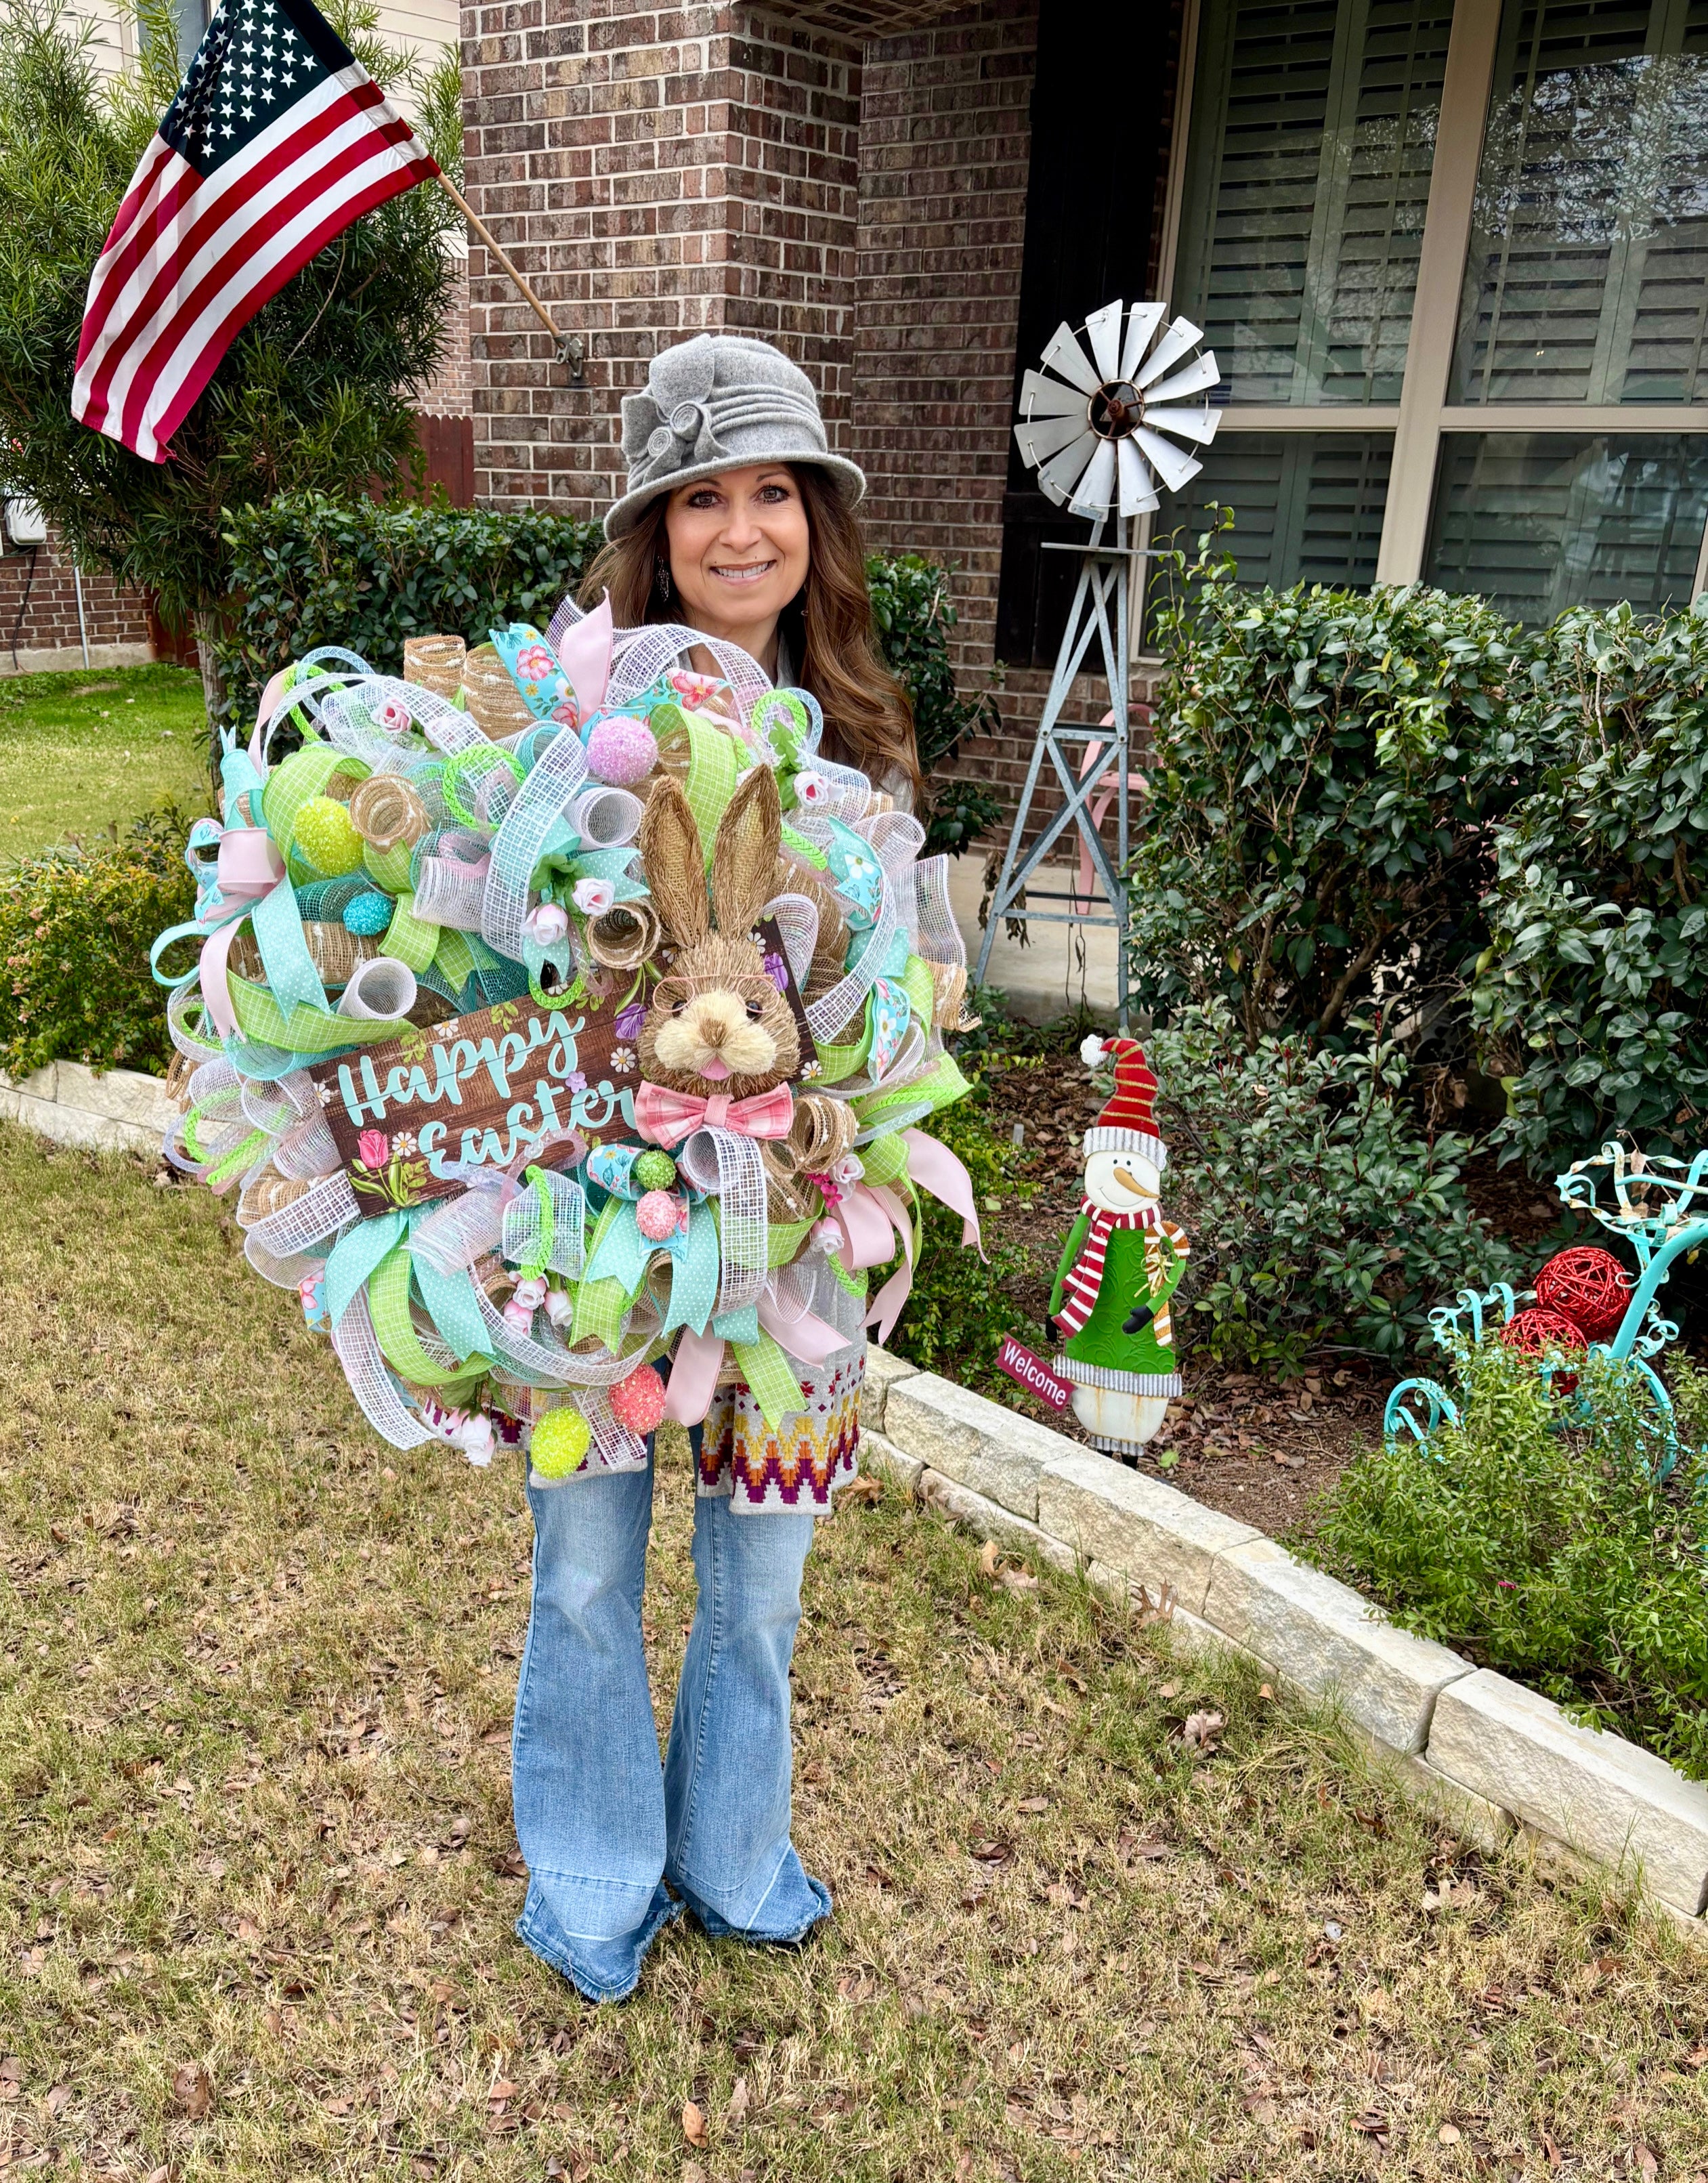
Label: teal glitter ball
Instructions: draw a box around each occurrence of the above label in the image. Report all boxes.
[342,891,395,937]
[633,1149,677,1191]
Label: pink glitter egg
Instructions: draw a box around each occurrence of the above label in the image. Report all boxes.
[610,1364,667,1436]
[635,1189,679,1242]
[584,716,658,786]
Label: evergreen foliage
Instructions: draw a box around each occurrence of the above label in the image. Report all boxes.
[0,0,463,633]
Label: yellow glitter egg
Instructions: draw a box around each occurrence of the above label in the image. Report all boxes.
[293,794,366,876]
[530,1406,592,1480]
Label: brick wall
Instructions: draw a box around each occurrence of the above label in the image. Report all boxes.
[0,530,153,675]
[460,1,868,510]
[849,0,1036,804]
[417,251,476,417]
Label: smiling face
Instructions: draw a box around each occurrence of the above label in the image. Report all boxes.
[662,465,811,666]
[1083,1148,1162,1214]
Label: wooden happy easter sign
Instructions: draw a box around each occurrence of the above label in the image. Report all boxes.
[310,998,640,1218]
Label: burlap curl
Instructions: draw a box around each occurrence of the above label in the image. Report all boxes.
[462,643,535,738]
[403,634,466,702]
[586,902,662,971]
[228,922,378,985]
[349,773,431,852]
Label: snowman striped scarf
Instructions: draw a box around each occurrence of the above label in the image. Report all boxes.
[1054,1201,1157,1340]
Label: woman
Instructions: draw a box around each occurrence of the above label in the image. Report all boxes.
[511,334,922,2005]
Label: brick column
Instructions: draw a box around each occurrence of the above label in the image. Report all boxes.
[460,2,862,513]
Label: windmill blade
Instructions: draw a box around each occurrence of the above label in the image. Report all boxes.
[1015,412,1092,469]
[1019,368,1088,421]
[1119,301,1168,380]
[1117,438,1161,517]
[1143,352,1222,408]
[1084,299,1125,383]
[1136,316,1205,389]
[1068,438,1118,517]
[1042,320,1103,397]
[1141,403,1222,448]
[1037,430,1100,503]
[1134,426,1203,493]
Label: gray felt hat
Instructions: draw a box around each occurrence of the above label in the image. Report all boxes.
[605,333,867,540]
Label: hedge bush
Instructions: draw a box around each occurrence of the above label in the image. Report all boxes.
[1306,1342,1708,1778]
[1474,598,1708,1173]
[1136,523,1529,1050]
[218,498,1000,851]
[0,811,194,1079]
[1145,1001,1522,1373]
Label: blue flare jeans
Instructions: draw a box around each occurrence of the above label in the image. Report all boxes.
[511,1454,830,2003]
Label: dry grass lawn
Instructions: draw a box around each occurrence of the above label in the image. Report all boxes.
[2,1124,1707,2180]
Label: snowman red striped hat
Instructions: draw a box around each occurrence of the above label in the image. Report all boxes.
[1080,1034,1168,1168]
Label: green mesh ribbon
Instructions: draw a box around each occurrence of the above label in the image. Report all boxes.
[229,976,398,1053]
[650,703,748,862]
[381,891,439,973]
[815,1016,872,1084]
[730,1332,805,1433]
[855,1051,971,1135]
[263,743,368,872]
[369,1246,471,1388]
[364,838,415,894]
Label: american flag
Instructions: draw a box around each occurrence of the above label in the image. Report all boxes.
[72,0,439,463]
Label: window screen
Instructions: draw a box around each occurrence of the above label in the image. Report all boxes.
[1424,432,1708,616]
[1452,0,1708,404]
[1172,0,1451,404]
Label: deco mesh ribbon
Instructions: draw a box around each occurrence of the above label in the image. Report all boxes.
[152,608,981,1487]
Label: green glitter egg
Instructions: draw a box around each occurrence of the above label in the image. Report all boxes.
[633,1149,677,1191]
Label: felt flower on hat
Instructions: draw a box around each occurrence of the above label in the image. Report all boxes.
[622,342,723,481]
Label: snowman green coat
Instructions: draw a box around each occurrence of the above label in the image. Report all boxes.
[1049,1212,1186,1395]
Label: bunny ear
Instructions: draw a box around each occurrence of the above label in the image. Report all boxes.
[639,776,710,946]
[710,763,783,938]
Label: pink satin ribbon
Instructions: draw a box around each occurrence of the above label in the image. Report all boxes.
[635,1079,794,1149]
[198,828,289,1038]
[660,1277,850,1426]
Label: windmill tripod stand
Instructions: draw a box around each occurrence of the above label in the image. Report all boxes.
[974,519,1153,1030]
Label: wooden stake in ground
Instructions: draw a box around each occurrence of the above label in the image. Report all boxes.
[435,173,585,383]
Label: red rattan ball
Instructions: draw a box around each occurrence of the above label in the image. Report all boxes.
[1499,1307,1587,1356]
[1533,1245,1633,1342]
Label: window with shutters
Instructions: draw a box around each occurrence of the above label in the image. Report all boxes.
[1152,0,1708,618]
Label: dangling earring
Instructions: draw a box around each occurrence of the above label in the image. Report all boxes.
[655,557,672,605]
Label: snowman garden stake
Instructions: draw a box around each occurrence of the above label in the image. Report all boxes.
[1047,1036,1190,1455]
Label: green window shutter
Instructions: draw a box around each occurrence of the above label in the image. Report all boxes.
[1173,0,1451,406]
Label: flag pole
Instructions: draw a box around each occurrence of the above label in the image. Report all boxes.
[435,173,586,385]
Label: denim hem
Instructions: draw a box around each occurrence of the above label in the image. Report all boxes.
[671,1865,832,1946]
[515,1884,683,2006]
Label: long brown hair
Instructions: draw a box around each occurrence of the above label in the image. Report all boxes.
[578,465,922,800]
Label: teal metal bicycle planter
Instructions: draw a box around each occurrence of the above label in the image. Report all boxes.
[1385,1143,1708,1479]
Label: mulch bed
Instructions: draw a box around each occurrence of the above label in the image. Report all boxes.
[966,1044,1562,1543]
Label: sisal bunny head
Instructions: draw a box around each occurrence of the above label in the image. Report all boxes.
[637,765,801,1099]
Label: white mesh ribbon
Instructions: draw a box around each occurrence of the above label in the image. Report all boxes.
[330,1288,433,1449]
[168,982,224,1063]
[762,892,819,988]
[272,1109,341,1180]
[545,597,775,729]
[481,719,591,958]
[245,1170,360,1256]
[678,1125,768,1317]
[568,786,643,849]
[337,956,418,1021]
[914,853,966,969]
[410,1184,509,1277]
[244,1235,324,1290]
[474,1288,660,1384]
[412,853,490,931]
[500,1170,587,1277]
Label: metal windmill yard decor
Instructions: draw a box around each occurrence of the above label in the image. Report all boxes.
[975,299,1222,1026]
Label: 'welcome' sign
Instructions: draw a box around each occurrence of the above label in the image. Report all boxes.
[310,998,639,1217]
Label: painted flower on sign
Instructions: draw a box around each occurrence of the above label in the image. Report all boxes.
[762,950,788,993]
[614,1000,647,1041]
[357,1130,389,1170]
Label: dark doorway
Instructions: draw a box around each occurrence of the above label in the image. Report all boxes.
[994,0,1180,669]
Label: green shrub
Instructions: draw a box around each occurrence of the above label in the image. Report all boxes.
[0,809,193,1078]
[1305,1342,1708,1778]
[1136,524,1529,1047]
[1474,598,1708,1174]
[884,1078,1031,1386]
[215,495,606,727]
[1145,1001,1522,1374]
[867,552,1003,854]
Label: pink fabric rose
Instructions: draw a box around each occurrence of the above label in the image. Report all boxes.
[572,876,616,917]
[375,694,412,736]
[527,900,570,946]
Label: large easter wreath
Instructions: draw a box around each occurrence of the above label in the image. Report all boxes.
[151,599,980,1490]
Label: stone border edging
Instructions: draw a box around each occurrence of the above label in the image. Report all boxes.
[0,1061,173,1156]
[861,1349,1708,1928]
